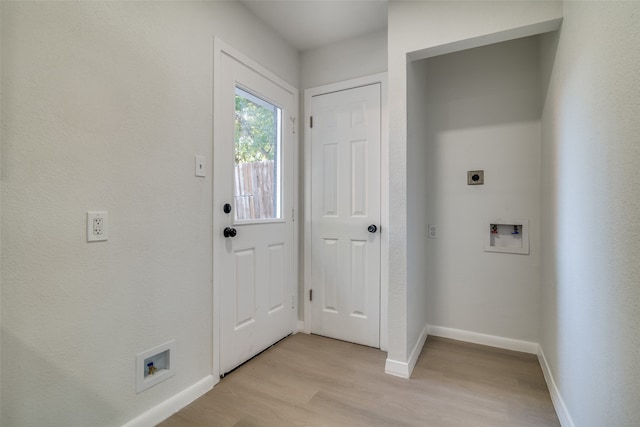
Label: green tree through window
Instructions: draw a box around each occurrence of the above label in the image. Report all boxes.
[233,87,282,220]
[235,88,278,164]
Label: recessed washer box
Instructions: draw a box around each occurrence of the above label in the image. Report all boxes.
[136,340,176,393]
[485,219,529,255]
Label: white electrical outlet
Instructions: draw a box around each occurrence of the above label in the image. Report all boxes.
[87,211,108,242]
[428,224,438,239]
[94,217,103,235]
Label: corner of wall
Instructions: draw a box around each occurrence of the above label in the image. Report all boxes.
[538,2,640,425]
[428,326,538,355]
[537,345,575,427]
[385,324,428,379]
[0,1,4,420]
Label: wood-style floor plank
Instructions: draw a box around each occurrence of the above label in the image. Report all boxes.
[159,334,560,427]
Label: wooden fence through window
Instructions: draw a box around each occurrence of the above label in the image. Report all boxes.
[234,160,276,220]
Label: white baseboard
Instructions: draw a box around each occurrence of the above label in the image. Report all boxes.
[428,325,539,354]
[122,375,215,427]
[384,357,410,378]
[538,346,575,427]
[385,324,428,379]
[386,325,569,427]
[407,324,429,376]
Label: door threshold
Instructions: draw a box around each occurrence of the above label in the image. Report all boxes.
[220,333,292,379]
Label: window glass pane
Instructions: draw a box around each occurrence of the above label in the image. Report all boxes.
[234,87,282,221]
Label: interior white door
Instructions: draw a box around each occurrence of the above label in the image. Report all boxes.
[310,83,381,348]
[215,51,295,375]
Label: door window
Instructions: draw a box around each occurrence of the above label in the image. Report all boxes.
[234,86,282,221]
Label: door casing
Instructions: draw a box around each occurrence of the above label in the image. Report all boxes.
[303,73,389,351]
[213,38,299,382]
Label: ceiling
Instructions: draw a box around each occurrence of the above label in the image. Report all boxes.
[239,0,389,52]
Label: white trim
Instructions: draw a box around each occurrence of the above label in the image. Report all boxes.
[428,325,539,354]
[302,84,312,335]
[408,18,563,61]
[538,346,575,427]
[424,326,571,425]
[213,38,299,380]
[384,358,411,379]
[384,325,570,427]
[296,320,304,332]
[212,37,223,383]
[292,90,300,342]
[303,72,389,350]
[407,323,429,376]
[379,74,389,352]
[122,375,214,427]
[214,39,298,96]
[385,324,428,379]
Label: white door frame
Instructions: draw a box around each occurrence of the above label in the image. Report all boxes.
[213,38,299,382]
[303,73,389,351]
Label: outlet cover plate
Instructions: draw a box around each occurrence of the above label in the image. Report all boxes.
[87,211,108,242]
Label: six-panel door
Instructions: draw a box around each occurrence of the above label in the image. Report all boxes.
[310,83,381,348]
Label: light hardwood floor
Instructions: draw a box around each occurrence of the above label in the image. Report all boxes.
[160,333,560,427]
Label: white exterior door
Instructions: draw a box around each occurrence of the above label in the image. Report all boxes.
[309,83,381,348]
[215,50,296,375]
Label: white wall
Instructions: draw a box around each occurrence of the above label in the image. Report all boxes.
[301,29,387,90]
[539,1,640,425]
[0,2,298,425]
[406,59,431,355]
[419,36,542,342]
[387,0,562,366]
[0,3,3,420]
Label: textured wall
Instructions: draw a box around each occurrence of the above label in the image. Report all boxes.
[539,2,640,425]
[300,29,387,90]
[0,2,298,425]
[0,2,3,420]
[388,0,562,363]
[406,58,431,354]
[420,36,542,342]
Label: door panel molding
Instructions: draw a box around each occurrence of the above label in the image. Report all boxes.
[304,73,389,351]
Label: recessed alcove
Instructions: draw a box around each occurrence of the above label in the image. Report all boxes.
[408,33,554,340]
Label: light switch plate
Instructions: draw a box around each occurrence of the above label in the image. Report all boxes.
[195,155,206,177]
[87,211,108,242]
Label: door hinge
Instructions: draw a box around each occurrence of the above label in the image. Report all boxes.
[290,117,297,135]
[309,289,313,302]
[292,207,296,222]
[292,295,295,308]
[310,116,313,128]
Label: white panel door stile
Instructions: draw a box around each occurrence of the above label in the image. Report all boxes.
[216,51,295,375]
[310,84,381,348]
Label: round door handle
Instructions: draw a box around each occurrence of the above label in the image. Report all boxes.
[223,227,237,238]
[368,224,378,233]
